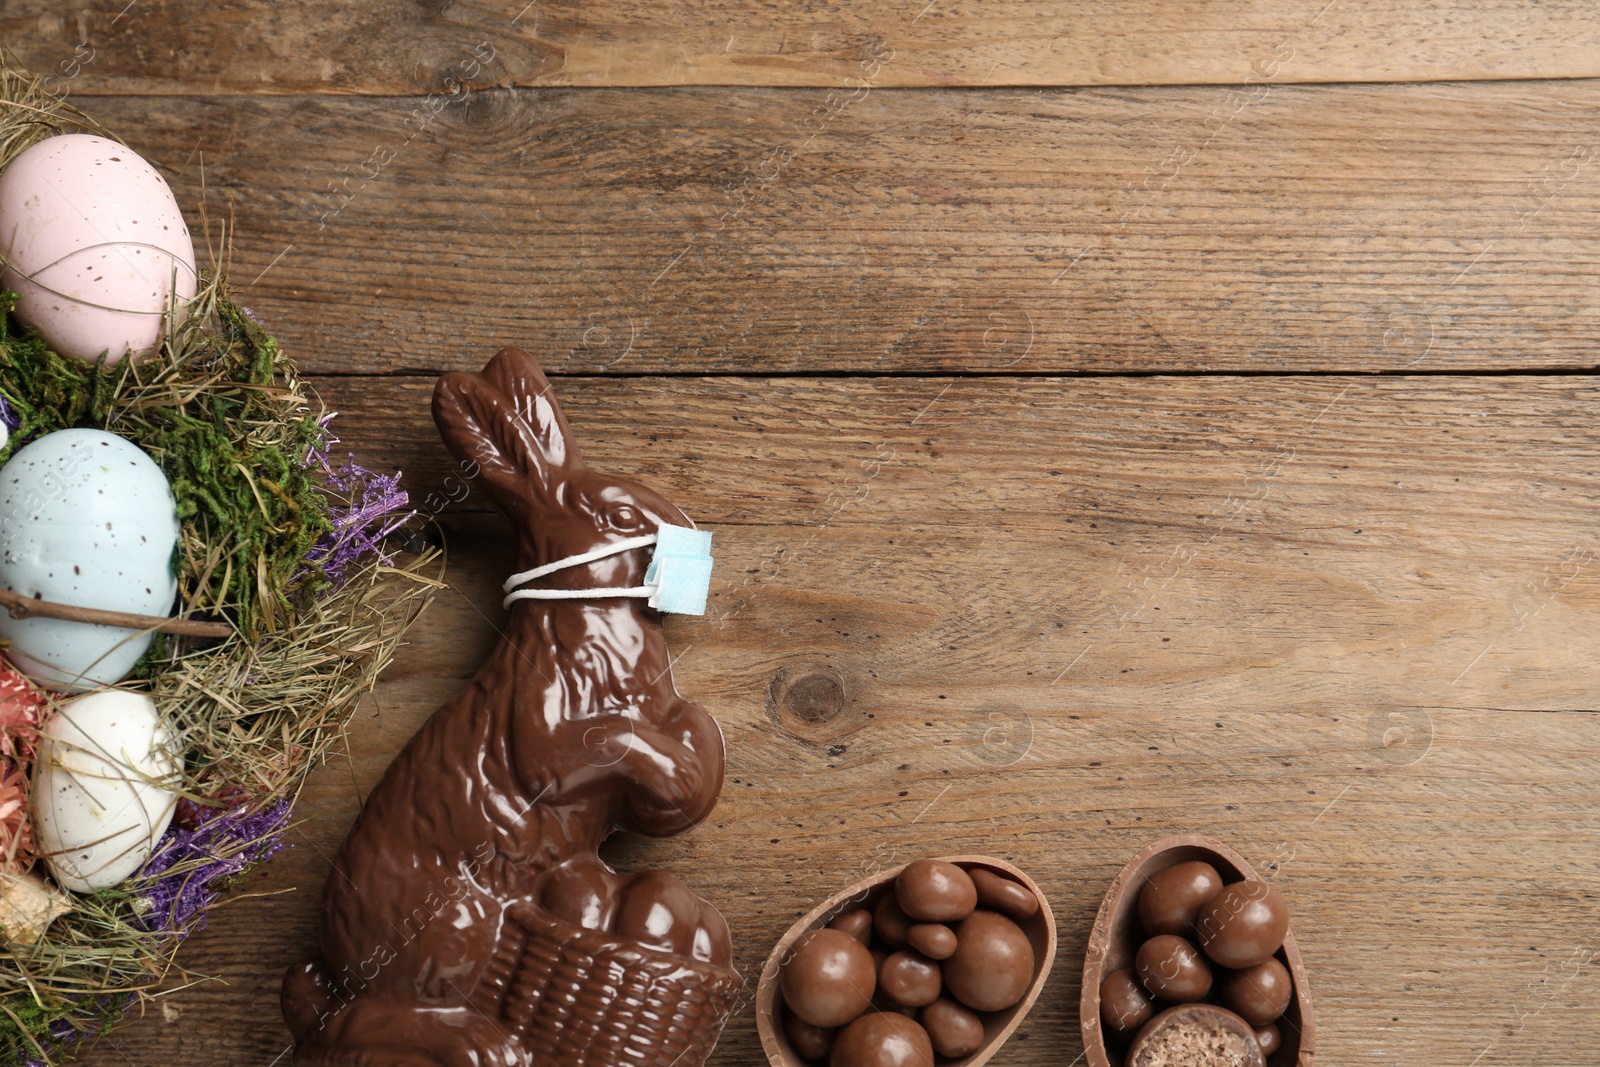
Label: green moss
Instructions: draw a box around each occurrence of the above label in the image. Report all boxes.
[0,292,334,637]
[0,54,435,1067]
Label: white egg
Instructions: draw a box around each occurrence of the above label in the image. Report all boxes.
[33,689,180,893]
[0,134,197,365]
[0,429,180,691]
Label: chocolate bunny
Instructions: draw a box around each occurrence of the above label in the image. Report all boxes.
[283,348,739,1067]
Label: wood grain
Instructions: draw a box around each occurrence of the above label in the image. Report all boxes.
[67,81,1600,377]
[9,5,1596,1065]
[75,372,1600,1065]
[5,0,1598,92]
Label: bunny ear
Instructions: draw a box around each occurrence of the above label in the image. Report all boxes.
[432,347,585,517]
[481,347,584,473]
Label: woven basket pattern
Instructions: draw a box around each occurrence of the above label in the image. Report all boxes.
[471,903,743,1067]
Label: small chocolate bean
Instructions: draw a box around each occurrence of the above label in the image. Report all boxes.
[1196,880,1290,970]
[829,1013,934,1067]
[920,997,985,1058]
[1135,934,1212,1003]
[1219,956,1292,1026]
[969,867,1039,921]
[1099,967,1156,1037]
[869,987,921,1018]
[873,893,913,948]
[1127,1004,1264,1067]
[1136,861,1223,937]
[829,908,874,946]
[906,923,957,960]
[943,910,1034,1012]
[879,950,942,1008]
[784,1008,836,1060]
[781,928,877,1028]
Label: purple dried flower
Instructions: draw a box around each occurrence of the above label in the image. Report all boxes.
[301,415,414,590]
[131,798,292,936]
[0,392,16,435]
[17,720,297,1060]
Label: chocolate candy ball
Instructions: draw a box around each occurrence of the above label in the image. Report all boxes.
[781,928,877,1028]
[784,1009,836,1060]
[1136,861,1223,937]
[920,997,985,1058]
[896,860,978,923]
[1196,880,1290,969]
[1135,934,1212,1002]
[874,894,913,948]
[1219,956,1293,1026]
[830,908,874,946]
[969,867,1039,921]
[1255,1022,1282,1056]
[906,923,958,960]
[870,989,922,1018]
[1127,1004,1264,1067]
[1099,967,1156,1037]
[879,950,943,1008]
[943,910,1034,1012]
[829,1013,934,1067]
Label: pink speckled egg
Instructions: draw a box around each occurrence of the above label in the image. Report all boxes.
[0,134,196,365]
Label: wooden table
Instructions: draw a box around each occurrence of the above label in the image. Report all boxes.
[7,3,1598,1064]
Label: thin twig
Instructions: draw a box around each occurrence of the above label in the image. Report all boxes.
[0,588,233,637]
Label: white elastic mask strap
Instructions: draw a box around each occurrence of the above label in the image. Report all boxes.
[502,533,657,608]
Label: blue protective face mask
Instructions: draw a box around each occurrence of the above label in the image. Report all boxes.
[501,523,714,615]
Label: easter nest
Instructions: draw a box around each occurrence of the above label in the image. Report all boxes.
[0,56,438,1064]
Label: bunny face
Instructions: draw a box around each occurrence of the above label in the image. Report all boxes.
[529,472,696,589]
[433,346,701,578]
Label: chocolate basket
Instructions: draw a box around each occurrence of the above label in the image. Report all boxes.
[469,903,745,1067]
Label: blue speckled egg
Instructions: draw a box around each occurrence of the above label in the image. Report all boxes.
[0,429,180,691]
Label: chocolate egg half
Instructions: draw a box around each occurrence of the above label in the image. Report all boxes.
[758,856,1055,1067]
[1078,835,1315,1067]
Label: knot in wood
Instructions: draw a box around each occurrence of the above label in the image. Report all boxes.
[768,664,860,743]
[784,671,845,724]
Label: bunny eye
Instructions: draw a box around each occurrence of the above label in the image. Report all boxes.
[607,504,643,530]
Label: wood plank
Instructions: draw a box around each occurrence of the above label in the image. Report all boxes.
[310,372,1600,548]
[65,82,1600,376]
[5,0,1598,92]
